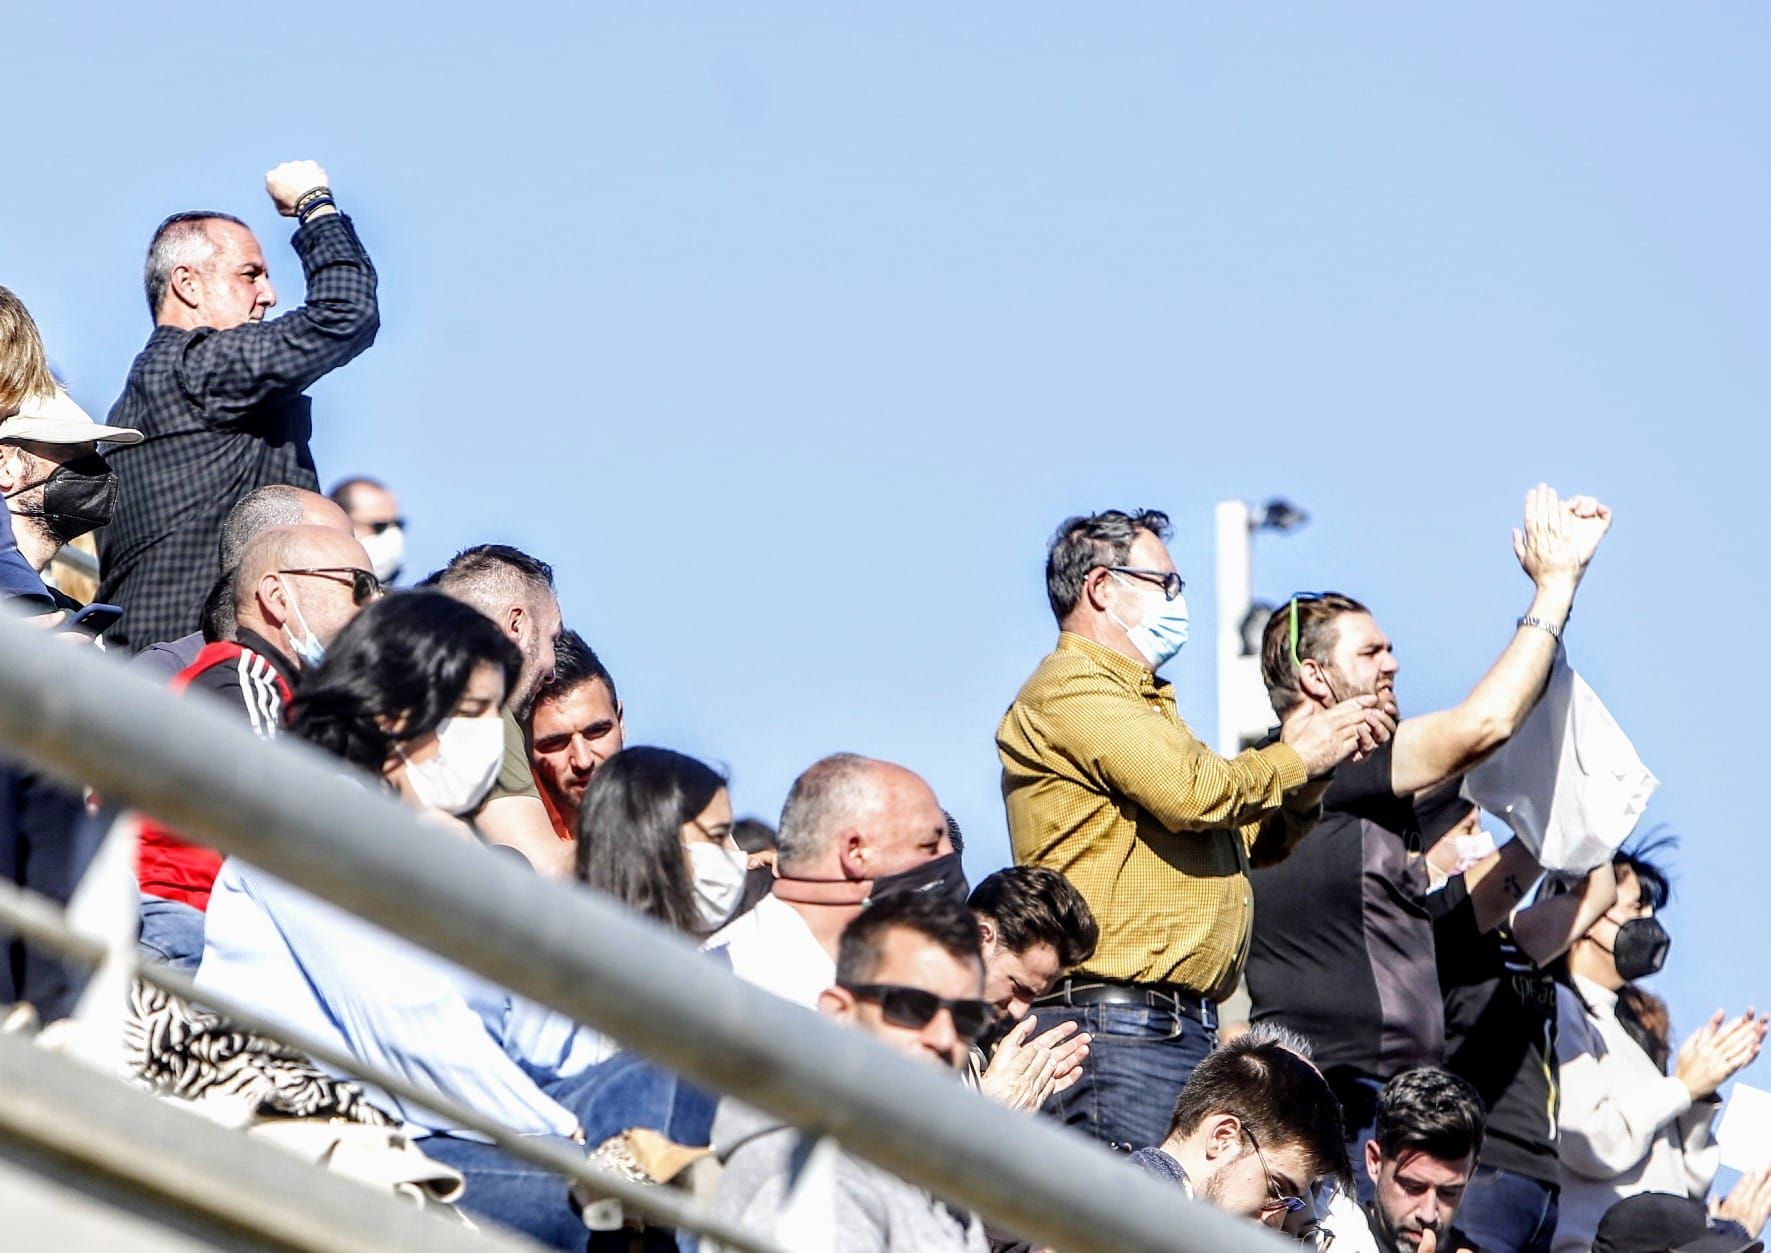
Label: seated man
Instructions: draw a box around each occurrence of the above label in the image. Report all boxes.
[705,752,961,1008]
[1327,1067,1486,1253]
[137,524,375,968]
[1129,1033,1351,1232]
[965,866,1098,1112]
[525,629,624,842]
[706,891,993,1252]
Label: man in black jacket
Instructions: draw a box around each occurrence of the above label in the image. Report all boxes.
[99,159,378,652]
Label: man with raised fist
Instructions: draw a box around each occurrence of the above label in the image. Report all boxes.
[100,160,379,652]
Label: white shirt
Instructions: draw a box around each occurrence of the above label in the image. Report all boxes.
[1552,973,1719,1253]
[704,894,834,1009]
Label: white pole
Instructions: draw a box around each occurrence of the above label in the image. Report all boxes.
[1214,500,1252,757]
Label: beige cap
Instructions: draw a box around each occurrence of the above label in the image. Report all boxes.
[0,388,144,446]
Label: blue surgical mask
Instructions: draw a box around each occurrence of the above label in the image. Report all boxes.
[277,576,327,669]
[1108,573,1190,669]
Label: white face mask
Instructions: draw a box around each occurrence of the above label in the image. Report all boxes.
[400,714,505,816]
[359,525,405,584]
[686,842,747,931]
[277,575,327,669]
[1106,573,1191,670]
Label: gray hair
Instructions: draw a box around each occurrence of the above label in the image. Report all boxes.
[1043,508,1172,623]
[219,485,313,571]
[144,212,246,318]
[776,753,879,874]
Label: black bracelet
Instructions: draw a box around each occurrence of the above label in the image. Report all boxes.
[298,196,337,225]
[294,185,333,216]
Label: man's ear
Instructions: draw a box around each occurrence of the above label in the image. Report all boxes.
[1082,567,1114,613]
[0,445,29,493]
[505,603,527,645]
[170,264,204,311]
[976,917,997,950]
[258,572,290,629]
[817,986,855,1022]
[1202,1113,1242,1161]
[1297,658,1334,703]
[1364,1136,1383,1184]
[838,830,867,880]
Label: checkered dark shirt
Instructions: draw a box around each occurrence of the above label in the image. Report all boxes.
[96,213,378,652]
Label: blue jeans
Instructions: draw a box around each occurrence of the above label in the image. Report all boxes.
[1454,1164,1558,1253]
[1034,1002,1216,1152]
[423,1053,717,1251]
[137,893,207,971]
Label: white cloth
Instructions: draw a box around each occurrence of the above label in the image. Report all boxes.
[1462,654,1657,873]
[703,895,834,1010]
[1552,974,1720,1252]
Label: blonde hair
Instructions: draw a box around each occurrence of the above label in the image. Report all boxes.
[0,285,56,409]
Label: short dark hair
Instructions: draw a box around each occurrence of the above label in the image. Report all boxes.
[1259,592,1372,716]
[732,818,777,855]
[535,628,618,711]
[967,866,1099,971]
[1373,1067,1486,1165]
[836,892,982,987]
[143,212,248,317]
[1168,1035,1352,1190]
[327,475,386,513]
[289,590,522,777]
[1044,509,1172,622]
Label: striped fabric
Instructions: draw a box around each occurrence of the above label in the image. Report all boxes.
[996,632,1318,999]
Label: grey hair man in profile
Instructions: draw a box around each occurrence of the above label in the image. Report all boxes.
[99,160,378,652]
[704,751,962,1009]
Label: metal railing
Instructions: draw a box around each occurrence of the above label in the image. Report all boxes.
[0,608,1285,1253]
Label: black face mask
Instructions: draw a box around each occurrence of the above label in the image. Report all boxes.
[866,852,971,910]
[1610,916,1671,981]
[7,452,117,543]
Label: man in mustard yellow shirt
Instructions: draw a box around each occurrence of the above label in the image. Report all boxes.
[997,507,1392,1150]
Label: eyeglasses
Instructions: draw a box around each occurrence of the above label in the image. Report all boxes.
[1240,1123,1308,1216]
[1106,567,1185,601]
[838,983,995,1042]
[280,566,383,605]
[363,518,407,535]
[1287,592,1329,669]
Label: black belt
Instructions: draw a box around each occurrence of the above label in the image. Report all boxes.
[1035,977,1219,1031]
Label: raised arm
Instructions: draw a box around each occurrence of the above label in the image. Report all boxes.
[179,161,380,413]
[1390,485,1611,796]
[1511,860,1617,966]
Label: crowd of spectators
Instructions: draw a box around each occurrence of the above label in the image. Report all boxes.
[1,162,1767,1253]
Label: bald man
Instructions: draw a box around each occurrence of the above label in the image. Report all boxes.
[130,485,352,680]
[704,752,966,1008]
[137,523,376,970]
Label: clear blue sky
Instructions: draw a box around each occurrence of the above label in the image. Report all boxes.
[7,7,1766,1093]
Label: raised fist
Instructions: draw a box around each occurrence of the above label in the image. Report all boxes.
[266,161,331,217]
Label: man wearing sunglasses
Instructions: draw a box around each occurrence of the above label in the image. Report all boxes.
[997,507,1396,1151]
[1129,1033,1352,1231]
[1243,485,1610,1215]
[708,891,991,1252]
[137,523,376,969]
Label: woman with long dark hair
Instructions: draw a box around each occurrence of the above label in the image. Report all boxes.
[1552,839,1768,1251]
[198,590,684,1251]
[575,747,746,937]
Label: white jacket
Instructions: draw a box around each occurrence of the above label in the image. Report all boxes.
[1553,974,1719,1252]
